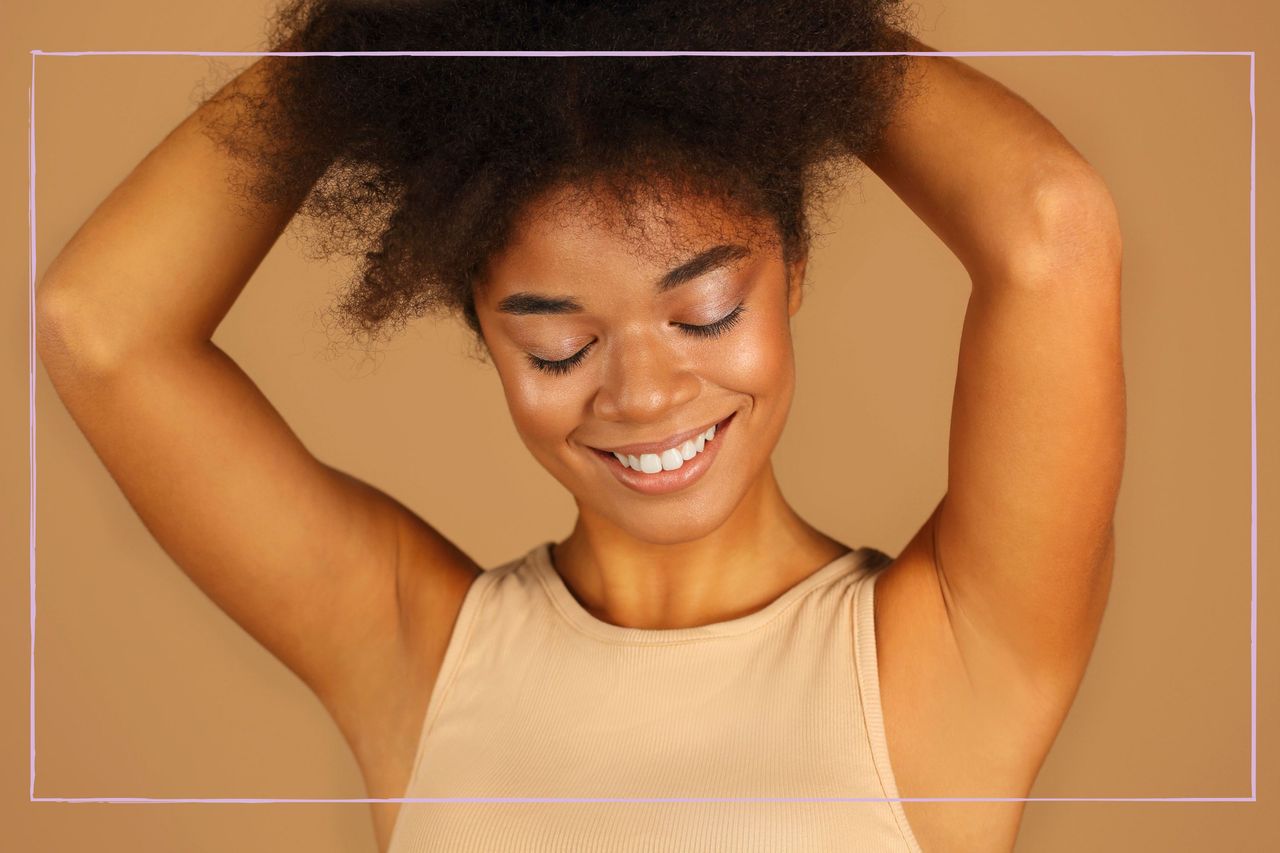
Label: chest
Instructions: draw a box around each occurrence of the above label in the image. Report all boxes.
[394,625,889,799]
[360,573,1048,853]
[388,800,915,852]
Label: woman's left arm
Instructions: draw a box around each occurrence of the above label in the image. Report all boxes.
[863,38,1125,697]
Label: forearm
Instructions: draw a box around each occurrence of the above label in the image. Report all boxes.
[36,57,321,368]
[863,37,1117,284]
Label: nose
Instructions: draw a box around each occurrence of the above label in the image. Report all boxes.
[591,330,700,425]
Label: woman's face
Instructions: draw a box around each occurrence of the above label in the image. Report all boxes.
[474,185,806,546]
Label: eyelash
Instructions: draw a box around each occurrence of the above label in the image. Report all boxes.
[526,303,748,376]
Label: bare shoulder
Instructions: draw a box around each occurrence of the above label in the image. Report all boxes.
[872,501,1082,853]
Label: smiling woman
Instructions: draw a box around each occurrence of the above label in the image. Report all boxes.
[473,183,813,544]
[34,1,1124,852]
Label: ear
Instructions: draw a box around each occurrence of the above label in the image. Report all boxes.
[786,255,808,318]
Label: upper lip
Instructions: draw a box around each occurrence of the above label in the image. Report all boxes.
[590,414,730,457]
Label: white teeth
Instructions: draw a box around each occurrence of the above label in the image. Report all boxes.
[608,419,725,475]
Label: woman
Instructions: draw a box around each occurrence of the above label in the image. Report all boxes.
[35,1,1125,851]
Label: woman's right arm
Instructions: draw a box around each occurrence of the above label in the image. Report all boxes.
[35,57,480,751]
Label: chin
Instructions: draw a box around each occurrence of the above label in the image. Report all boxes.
[618,515,725,547]
[576,488,744,547]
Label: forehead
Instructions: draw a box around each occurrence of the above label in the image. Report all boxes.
[485,179,780,289]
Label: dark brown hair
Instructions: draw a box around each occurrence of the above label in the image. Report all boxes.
[198,0,916,358]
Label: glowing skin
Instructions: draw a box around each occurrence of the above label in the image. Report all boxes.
[473,183,851,630]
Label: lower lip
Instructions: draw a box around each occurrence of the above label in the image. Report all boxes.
[590,412,736,496]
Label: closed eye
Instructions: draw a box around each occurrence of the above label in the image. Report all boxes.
[675,302,747,338]
[526,344,593,376]
[526,303,748,375]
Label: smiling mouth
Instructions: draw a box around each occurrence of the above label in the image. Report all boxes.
[588,412,735,472]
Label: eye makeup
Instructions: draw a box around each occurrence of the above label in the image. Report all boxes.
[525,302,749,376]
[678,302,747,339]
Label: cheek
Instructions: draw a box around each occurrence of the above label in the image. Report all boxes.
[502,368,585,447]
[717,316,795,392]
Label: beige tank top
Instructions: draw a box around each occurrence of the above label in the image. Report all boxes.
[387,540,924,852]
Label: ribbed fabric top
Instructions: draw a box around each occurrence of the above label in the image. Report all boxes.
[386,541,924,853]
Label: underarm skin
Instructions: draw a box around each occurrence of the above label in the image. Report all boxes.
[859,37,1125,692]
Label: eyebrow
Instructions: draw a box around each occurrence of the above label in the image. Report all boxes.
[495,243,752,316]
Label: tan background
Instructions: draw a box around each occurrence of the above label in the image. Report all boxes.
[3,0,1275,850]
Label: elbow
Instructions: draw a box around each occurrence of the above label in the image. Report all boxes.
[968,158,1125,292]
[1021,162,1124,285]
[35,281,128,379]
[1038,162,1122,251]
[35,282,78,374]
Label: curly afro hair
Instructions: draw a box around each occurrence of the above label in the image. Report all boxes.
[197,0,917,358]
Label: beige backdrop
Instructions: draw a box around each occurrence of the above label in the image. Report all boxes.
[3,1,1275,850]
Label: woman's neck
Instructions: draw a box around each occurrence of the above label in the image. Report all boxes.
[551,464,852,630]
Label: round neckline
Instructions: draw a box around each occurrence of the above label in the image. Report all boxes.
[528,540,870,644]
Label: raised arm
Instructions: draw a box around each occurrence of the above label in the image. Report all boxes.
[35,57,480,760]
[864,40,1125,703]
